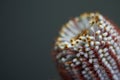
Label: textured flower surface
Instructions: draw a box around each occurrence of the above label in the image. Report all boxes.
[52,12,120,80]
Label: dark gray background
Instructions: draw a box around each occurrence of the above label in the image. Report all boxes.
[1,0,120,80]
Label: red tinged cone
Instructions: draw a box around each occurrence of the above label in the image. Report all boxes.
[52,12,120,80]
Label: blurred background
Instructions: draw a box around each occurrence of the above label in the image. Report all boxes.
[1,0,120,80]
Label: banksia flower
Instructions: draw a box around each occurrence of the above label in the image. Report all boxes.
[52,12,120,80]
